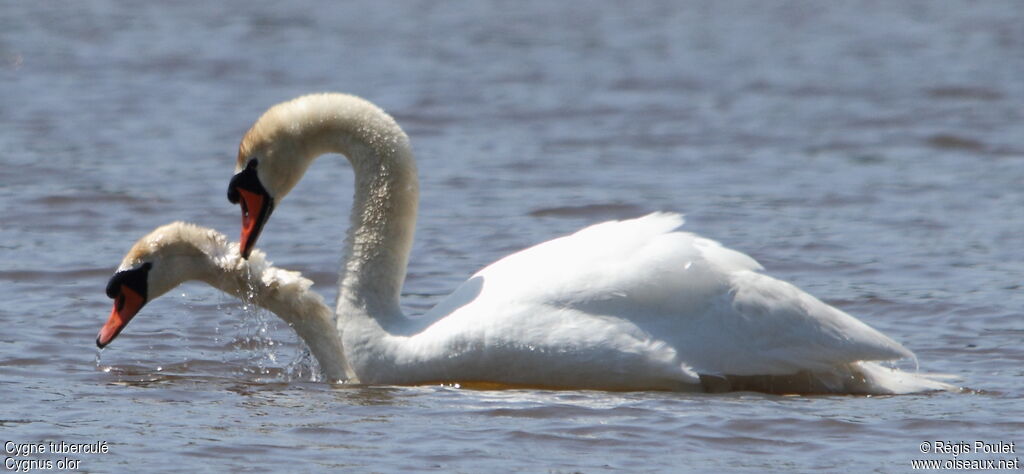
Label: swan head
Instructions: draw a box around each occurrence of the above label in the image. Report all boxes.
[97,222,229,348]
[227,93,415,259]
[227,96,324,258]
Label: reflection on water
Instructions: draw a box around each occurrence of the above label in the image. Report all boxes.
[1,1,1022,472]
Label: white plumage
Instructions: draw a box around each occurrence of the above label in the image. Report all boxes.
[341,212,943,393]
[102,93,956,394]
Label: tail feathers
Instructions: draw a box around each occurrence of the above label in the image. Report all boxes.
[845,361,959,394]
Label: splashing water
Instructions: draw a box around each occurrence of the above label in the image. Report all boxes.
[226,283,322,383]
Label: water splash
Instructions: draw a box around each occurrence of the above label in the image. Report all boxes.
[94,349,113,373]
[217,281,322,383]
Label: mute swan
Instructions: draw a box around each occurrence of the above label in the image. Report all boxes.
[97,222,354,382]
[216,92,954,394]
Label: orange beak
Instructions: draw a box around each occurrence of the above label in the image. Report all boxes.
[228,159,273,259]
[238,187,269,259]
[96,286,146,348]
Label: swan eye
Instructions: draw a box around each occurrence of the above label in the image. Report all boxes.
[228,159,262,203]
[105,262,152,299]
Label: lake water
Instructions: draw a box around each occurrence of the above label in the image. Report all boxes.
[2,1,1022,472]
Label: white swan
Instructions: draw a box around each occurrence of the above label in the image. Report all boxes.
[97,222,353,381]
[216,92,954,394]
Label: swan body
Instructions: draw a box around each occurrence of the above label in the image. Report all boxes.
[328,212,952,392]
[217,92,957,394]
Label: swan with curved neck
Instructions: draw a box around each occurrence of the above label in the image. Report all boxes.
[97,222,354,382]
[213,92,955,394]
[229,93,417,322]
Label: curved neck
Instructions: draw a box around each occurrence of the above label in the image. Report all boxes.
[200,250,355,382]
[335,137,418,322]
[259,94,419,323]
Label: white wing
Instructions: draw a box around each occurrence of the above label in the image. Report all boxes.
[405,213,911,385]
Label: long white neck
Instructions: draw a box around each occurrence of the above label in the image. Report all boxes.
[198,246,356,382]
[249,94,419,323]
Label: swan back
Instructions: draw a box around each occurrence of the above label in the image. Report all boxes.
[411,213,915,384]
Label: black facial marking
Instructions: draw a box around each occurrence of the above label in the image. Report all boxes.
[105,262,152,300]
[227,159,264,204]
